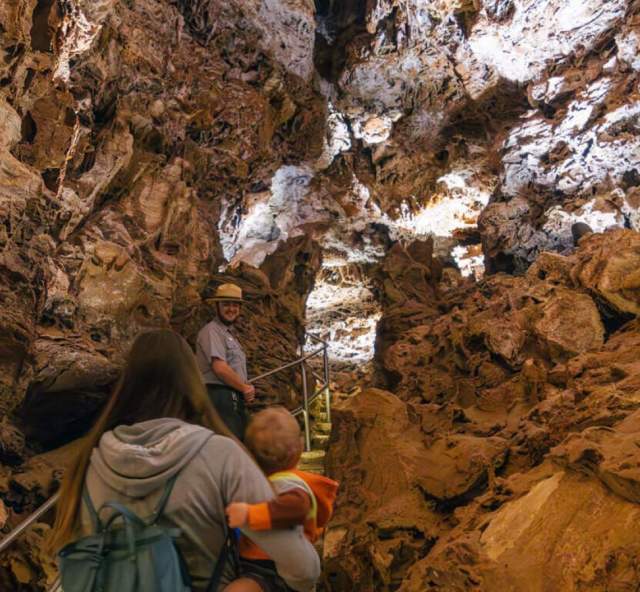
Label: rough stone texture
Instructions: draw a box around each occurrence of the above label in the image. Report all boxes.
[477,0,640,272]
[0,0,323,587]
[314,0,640,273]
[1,0,640,589]
[372,237,445,369]
[221,0,640,330]
[400,465,640,591]
[325,231,640,591]
[0,0,324,430]
[324,387,442,591]
[0,439,79,590]
[378,248,608,406]
[570,229,640,316]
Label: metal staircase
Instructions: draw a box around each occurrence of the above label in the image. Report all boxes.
[299,394,333,475]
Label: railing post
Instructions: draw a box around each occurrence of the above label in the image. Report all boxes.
[323,342,331,424]
[300,362,311,452]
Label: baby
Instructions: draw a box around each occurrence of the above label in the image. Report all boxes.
[225,407,338,592]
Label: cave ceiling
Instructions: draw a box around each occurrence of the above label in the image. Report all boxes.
[221,0,640,277]
[0,0,637,423]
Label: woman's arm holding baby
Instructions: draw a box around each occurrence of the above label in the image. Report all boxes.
[218,440,320,592]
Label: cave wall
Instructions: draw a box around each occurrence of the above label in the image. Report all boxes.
[0,0,324,446]
[324,230,640,590]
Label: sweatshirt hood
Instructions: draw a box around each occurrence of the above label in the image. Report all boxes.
[90,418,214,497]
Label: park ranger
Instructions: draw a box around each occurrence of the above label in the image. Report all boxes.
[196,283,255,439]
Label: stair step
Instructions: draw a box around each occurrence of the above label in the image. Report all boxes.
[299,464,325,476]
[310,396,327,409]
[301,450,326,462]
[314,422,332,434]
[313,412,329,422]
[312,434,330,448]
[299,450,326,475]
[299,458,324,466]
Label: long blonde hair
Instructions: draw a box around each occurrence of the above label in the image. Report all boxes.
[49,329,233,551]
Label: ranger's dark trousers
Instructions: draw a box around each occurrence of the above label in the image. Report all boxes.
[206,384,248,441]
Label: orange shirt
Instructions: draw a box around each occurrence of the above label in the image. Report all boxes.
[239,469,339,560]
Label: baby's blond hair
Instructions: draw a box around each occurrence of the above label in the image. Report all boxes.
[245,407,303,474]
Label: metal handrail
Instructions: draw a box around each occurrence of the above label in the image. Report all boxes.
[0,330,332,577]
[248,334,330,452]
[249,344,325,383]
[0,492,60,553]
[291,381,328,415]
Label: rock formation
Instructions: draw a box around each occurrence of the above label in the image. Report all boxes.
[324,230,640,590]
[0,0,322,587]
[0,0,640,590]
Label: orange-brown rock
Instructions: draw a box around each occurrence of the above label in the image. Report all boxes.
[0,0,325,448]
[0,1,325,582]
[570,229,640,316]
[324,388,442,590]
[326,231,640,590]
[381,272,606,404]
[399,464,640,592]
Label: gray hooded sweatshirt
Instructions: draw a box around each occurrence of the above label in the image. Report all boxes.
[79,418,320,591]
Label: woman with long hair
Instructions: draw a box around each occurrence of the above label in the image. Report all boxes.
[50,329,319,591]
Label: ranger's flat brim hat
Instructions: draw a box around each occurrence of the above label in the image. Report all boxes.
[209,282,244,302]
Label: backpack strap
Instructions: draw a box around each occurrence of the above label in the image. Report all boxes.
[82,486,102,532]
[206,527,236,592]
[149,473,179,524]
[98,502,146,580]
[82,475,177,533]
[100,502,147,529]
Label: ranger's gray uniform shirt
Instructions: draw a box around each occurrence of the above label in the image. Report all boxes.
[196,319,248,385]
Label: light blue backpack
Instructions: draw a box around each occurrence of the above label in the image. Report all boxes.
[58,475,232,592]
